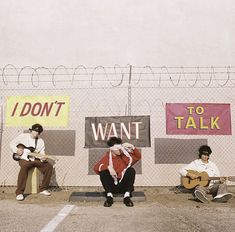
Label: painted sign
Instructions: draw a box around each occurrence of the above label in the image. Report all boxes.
[6,96,70,127]
[85,115,150,148]
[166,103,231,135]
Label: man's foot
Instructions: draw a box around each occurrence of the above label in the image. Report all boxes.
[16,194,24,201]
[123,197,134,207]
[212,193,233,203]
[104,196,113,207]
[194,190,209,203]
[40,190,51,196]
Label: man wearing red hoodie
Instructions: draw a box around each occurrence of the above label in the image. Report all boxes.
[94,137,141,207]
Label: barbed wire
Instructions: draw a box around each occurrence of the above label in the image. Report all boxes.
[1,64,235,89]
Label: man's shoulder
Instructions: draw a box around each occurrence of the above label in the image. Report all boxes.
[16,133,29,138]
[188,159,200,164]
[37,137,45,143]
[208,160,217,165]
[99,151,109,159]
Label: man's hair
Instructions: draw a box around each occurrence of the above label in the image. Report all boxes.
[198,145,212,158]
[29,123,43,134]
[107,137,122,147]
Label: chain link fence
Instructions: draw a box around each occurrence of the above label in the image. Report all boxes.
[0,65,235,191]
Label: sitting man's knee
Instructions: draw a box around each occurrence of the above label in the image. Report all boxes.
[127,167,136,175]
[99,170,110,177]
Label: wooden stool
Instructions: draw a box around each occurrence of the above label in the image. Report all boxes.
[24,167,40,194]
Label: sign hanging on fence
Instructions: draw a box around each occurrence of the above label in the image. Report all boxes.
[85,115,151,148]
[6,95,70,127]
[166,103,232,135]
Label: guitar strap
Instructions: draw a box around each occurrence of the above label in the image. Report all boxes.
[35,137,38,150]
[29,137,38,161]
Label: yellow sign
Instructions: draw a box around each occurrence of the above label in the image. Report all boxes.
[6,96,70,127]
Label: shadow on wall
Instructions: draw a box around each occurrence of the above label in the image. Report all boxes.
[154,138,208,164]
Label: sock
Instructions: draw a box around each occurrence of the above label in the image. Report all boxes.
[107,192,113,198]
[124,192,130,198]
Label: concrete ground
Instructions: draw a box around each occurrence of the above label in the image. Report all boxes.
[0,186,235,232]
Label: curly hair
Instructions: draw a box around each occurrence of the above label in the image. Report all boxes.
[107,137,122,147]
[198,145,212,158]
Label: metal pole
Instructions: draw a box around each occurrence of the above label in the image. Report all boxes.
[127,65,132,116]
[0,97,3,168]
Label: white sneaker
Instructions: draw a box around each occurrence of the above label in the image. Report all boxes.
[40,190,51,196]
[16,194,24,201]
[194,190,209,203]
[213,193,233,203]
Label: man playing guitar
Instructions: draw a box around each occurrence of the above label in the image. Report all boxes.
[10,123,53,201]
[179,145,233,203]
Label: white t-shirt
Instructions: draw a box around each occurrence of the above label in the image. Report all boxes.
[179,159,220,177]
[10,133,45,155]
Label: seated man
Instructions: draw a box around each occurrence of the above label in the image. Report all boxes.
[94,137,141,207]
[179,145,233,203]
[10,123,53,201]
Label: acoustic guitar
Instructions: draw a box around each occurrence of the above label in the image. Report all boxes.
[181,170,235,189]
[12,143,58,162]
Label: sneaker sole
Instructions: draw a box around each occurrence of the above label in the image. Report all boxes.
[212,194,233,203]
[195,191,209,204]
[40,193,51,196]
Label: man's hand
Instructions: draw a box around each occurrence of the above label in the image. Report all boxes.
[219,177,227,183]
[108,165,117,177]
[16,148,24,156]
[40,156,47,162]
[122,143,135,152]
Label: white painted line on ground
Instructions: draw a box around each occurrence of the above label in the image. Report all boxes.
[40,204,75,232]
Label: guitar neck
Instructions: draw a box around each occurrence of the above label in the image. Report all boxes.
[208,176,225,180]
[29,152,58,161]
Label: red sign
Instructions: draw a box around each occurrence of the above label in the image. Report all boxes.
[166,103,232,135]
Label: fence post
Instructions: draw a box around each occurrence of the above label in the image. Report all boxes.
[127,65,132,116]
[0,97,3,168]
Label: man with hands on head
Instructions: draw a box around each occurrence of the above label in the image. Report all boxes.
[94,137,141,207]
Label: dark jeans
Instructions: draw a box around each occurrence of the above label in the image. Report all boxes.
[16,159,53,195]
[99,167,136,196]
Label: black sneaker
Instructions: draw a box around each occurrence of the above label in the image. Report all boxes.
[104,196,113,207]
[123,197,134,207]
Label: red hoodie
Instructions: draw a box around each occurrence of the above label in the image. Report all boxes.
[93,148,141,179]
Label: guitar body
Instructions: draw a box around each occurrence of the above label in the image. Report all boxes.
[12,144,36,161]
[12,153,22,161]
[12,143,58,162]
[16,144,35,152]
[181,170,210,189]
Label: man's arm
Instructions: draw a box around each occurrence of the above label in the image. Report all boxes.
[179,160,198,178]
[122,142,141,165]
[210,162,220,177]
[36,138,45,155]
[10,134,26,154]
[209,161,224,183]
[93,152,109,174]
[130,148,141,165]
